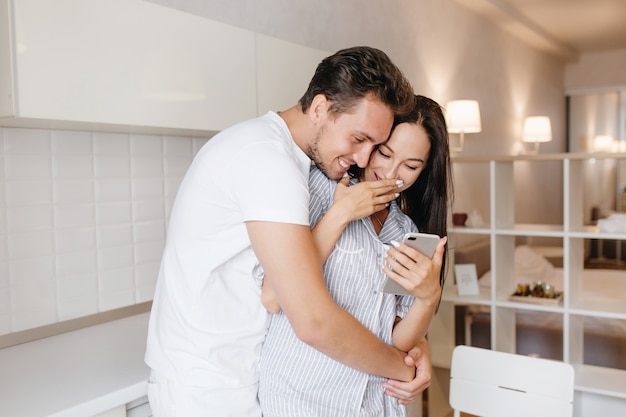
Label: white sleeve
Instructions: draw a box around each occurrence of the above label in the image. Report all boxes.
[233,141,310,226]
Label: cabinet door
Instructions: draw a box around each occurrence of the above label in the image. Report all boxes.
[7,0,257,132]
[255,34,329,115]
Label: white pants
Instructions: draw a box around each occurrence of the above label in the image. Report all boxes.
[147,370,261,417]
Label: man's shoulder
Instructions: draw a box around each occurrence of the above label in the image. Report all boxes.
[230,111,285,137]
[202,112,294,160]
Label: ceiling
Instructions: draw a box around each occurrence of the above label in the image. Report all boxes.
[454,0,626,61]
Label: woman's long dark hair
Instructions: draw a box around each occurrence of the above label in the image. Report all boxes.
[349,95,453,286]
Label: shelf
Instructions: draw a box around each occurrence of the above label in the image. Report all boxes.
[451,224,626,239]
[574,364,626,399]
[568,228,626,239]
[452,152,626,163]
[447,226,490,235]
[441,286,491,306]
[570,300,626,319]
[494,299,564,313]
[450,224,567,236]
[436,153,626,410]
[499,224,565,236]
[443,292,570,314]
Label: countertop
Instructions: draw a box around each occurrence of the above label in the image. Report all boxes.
[0,312,150,417]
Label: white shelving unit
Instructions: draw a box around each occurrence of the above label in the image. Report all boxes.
[429,152,626,417]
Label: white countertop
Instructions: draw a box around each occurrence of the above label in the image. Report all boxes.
[0,312,150,417]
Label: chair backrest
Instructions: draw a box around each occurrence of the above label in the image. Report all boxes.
[449,345,575,417]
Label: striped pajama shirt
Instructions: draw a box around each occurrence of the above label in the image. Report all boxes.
[258,166,417,417]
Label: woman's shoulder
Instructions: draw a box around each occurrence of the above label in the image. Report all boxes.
[308,165,337,189]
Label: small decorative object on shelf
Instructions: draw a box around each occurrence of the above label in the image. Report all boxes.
[510,281,563,305]
[465,210,485,228]
[452,212,468,226]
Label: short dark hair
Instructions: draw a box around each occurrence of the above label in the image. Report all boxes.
[299,46,414,118]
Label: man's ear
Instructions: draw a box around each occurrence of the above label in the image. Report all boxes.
[308,94,329,125]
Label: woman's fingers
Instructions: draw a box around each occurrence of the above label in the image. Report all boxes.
[384,240,444,299]
[334,179,401,219]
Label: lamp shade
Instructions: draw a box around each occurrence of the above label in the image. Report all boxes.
[522,116,552,143]
[594,135,614,152]
[446,100,481,133]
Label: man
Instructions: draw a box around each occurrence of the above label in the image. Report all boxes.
[145,46,432,416]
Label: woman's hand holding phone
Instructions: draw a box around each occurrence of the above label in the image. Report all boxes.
[382,233,446,306]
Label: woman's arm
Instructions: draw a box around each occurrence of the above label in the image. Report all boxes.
[261,176,399,312]
[392,296,439,351]
[261,281,281,313]
[312,175,400,261]
[385,237,446,351]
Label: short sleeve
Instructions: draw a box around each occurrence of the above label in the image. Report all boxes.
[232,141,310,226]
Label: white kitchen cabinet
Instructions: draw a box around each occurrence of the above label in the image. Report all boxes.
[255,34,329,115]
[94,405,126,417]
[126,396,152,417]
[0,0,257,134]
[0,313,149,417]
[429,153,626,417]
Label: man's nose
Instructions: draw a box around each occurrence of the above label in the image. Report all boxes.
[354,146,374,168]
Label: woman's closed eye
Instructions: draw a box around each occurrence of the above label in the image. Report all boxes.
[378,148,391,158]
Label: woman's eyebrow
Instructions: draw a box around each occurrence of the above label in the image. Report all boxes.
[382,144,425,164]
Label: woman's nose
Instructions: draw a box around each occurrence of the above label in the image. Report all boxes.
[384,165,399,179]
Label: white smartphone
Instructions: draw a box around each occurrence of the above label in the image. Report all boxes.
[382,232,440,295]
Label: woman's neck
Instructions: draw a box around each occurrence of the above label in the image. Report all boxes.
[371,208,389,235]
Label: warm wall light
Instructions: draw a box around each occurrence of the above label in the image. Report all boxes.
[594,135,614,152]
[446,100,481,152]
[522,116,552,154]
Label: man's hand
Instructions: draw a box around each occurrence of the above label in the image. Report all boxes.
[382,338,432,404]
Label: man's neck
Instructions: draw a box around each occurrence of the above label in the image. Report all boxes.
[278,105,313,160]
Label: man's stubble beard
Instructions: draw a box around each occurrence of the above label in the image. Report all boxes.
[308,124,342,181]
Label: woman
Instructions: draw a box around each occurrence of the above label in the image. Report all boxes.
[259,95,452,417]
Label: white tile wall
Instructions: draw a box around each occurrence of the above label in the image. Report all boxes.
[0,127,209,334]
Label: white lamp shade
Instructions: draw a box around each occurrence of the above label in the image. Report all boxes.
[523,116,552,143]
[594,135,614,151]
[446,100,481,133]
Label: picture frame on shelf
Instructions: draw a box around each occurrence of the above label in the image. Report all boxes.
[455,263,479,296]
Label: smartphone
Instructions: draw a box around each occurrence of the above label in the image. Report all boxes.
[382,232,440,295]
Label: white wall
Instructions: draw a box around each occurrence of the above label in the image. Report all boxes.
[565,48,626,92]
[564,51,626,226]
[148,0,569,235]
[0,128,208,334]
[150,0,568,154]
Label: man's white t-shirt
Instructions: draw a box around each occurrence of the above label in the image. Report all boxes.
[145,112,311,406]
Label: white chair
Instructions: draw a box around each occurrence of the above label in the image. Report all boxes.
[449,345,575,417]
